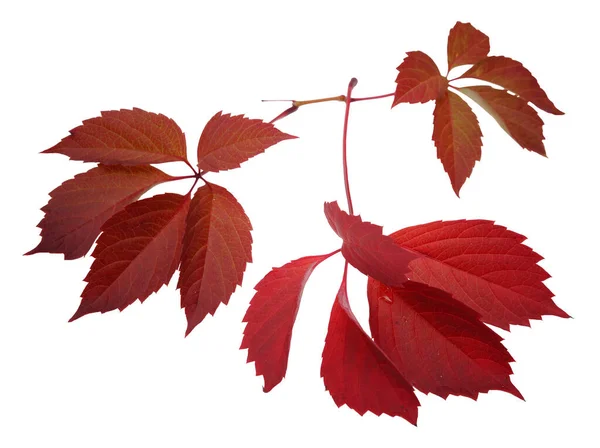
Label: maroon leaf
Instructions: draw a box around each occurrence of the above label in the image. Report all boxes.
[70,193,190,321]
[178,182,253,336]
[393,51,448,106]
[26,165,172,260]
[43,108,190,165]
[197,112,297,173]
[241,252,336,392]
[368,281,523,400]
[447,22,490,71]
[321,270,419,423]
[459,85,546,155]
[323,201,418,287]
[388,220,569,329]
[432,90,483,196]
[458,56,563,115]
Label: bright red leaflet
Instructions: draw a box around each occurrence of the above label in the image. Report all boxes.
[197,112,297,173]
[458,56,564,115]
[432,90,483,196]
[241,252,336,392]
[459,85,546,155]
[178,182,253,336]
[392,51,448,105]
[368,281,522,400]
[446,22,490,71]
[43,108,190,165]
[26,165,172,260]
[321,269,419,423]
[323,201,417,287]
[70,193,190,321]
[387,220,569,330]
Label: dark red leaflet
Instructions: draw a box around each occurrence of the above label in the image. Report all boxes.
[26,165,172,260]
[387,220,569,329]
[241,252,337,392]
[178,182,253,336]
[367,280,522,400]
[321,271,419,423]
[323,201,417,287]
[70,193,190,321]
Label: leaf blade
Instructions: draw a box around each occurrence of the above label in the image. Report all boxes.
[323,201,417,287]
[70,193,190,320]
[459,85,546,155]
[241,252,335,392]
[321,273,419,423]
[458,56,563,115]
[388,220,569,329]
[196,112,297,173]
[432,90,483,196]
[368,281,522,400]
[43,108,189,165]
[393,51,447,106]
[26,165,172,260]
[447,22,490,71]
[178,182,253,335]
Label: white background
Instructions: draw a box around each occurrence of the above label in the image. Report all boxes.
[1,1,597,446]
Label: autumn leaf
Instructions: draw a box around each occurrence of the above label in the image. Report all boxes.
[178,182,252,336]
[321,269,419,423]
[43,108,190,165]
[387,220,569,330]
[69,193,190,321]
[392,51,448,106]
[241,252,336,392]
[459,85,546,155]
[323,201,418,287]
[447,22,490,71]
[197,112,297,173]
[368,281,523,400]
[26,165,172,260]
[458,56,563,115]
[432,90,483,196]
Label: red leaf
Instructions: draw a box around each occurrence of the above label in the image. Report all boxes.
[197,112,297,173]
[70,193,190,321]
[368,281,523,400]
[460,85,546,155]
[178,182,252,336]
[26,165,172,260]
[323,201,417,287]
[43,108,189,165]
[447,22,490,71]
[458,56,563,115]
[321,272,419,423]
[388,220,569,330]
[392,51,448,106]
[241,252,336,392]
[432,90,483,196]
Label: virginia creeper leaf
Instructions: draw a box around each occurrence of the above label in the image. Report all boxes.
[178,182,252,336]
[447,22,490,71]
[321,271,419,423]
[367,281,523,400]
[324,201,418,287]
[458,56,563,115]
[43,108,190,165]
[393,51,448,106]
[196,112,297,173]
[70,193,190,321]
[432,90,483,196]
[459,85,546,155]
[387,220,569,330]
[26,165,172,260]
[241,252,336,392]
